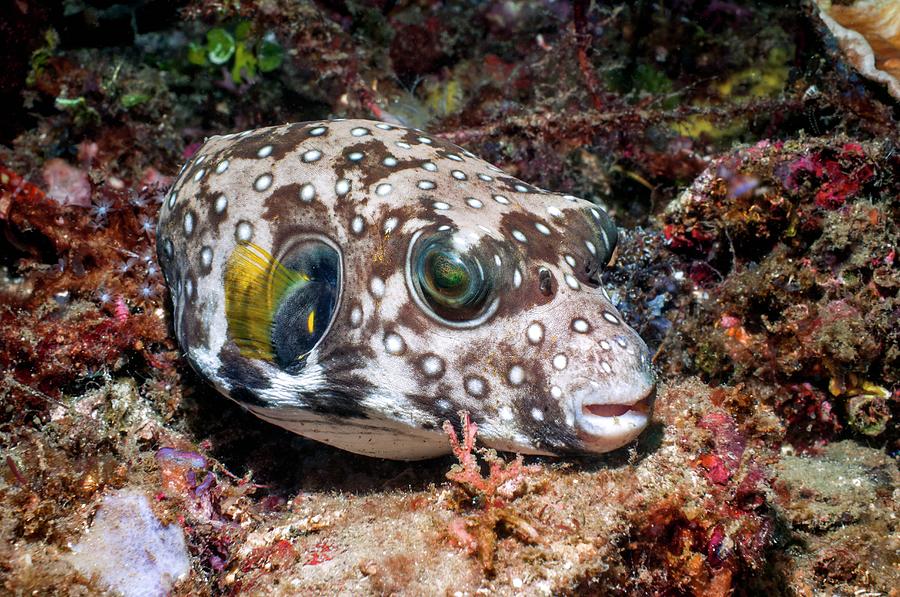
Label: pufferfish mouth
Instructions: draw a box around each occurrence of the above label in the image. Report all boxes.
[573,381,657,452]
[582,395,653,418]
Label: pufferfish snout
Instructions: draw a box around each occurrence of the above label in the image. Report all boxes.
[157,119,656,460]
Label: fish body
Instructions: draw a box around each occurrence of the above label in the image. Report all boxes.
[157,119,656,460]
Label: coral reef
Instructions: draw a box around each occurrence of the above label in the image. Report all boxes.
[0,1,897,595]
[662,139,899,452]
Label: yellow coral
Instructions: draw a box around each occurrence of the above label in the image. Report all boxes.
[828,373,890,399]
[672,48,790,139]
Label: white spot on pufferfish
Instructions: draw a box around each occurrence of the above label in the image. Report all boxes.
[351,127,370,137]
[531,408,544,421]
[553,354,568,370]
[451,170,467,180]
[465,377,485,396]
[309,126,327,136]
[466,197,483,209]
[236,221,253,242]
[551,386,563,399]
[215,194,228,213]
[446,154,463,162]
[535,222,551,235]
[417,136,432,144]
[350,305,363,327]
[601,361,613,373]
[183,212,194,235]
[193,169,205,182]
[257,145,273,158]
[508,365,525,385]
[603,312,619,324]
[215,160,229,174]
[384,333,405,355]
[351,215,365,235]
[302,150,322,163]
[511,229,527,243]
[396,141,411,149]
[375,123,393,130]
[499,406,515,421]
[300,183,315,202]
[336,179,351,196]
[433,201,450,210]
[493,194,510,205]
[527,323,544,344]
[370,276,385,298]
[421,355,445,377]
[254,174,272,192]
[547,205,563,218]
[600,340,611,350]
[515,184,528,192]
[513,268,522,288]
[167,191,177,208]
[564,254,576,267]
[478,173,493,182]
[384,217,399,234]
[348,152,364,162]
[564,274,580,290]
[585,240,597,255]
[200,246,213,269]
[383,156,397,167]
[572,319,589,333]
[417,180,436,190]
[376,183,393,196]
[600,228,610,251]
[422,162,437,172]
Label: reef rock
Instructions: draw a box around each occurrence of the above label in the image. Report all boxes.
[68,489,190,597]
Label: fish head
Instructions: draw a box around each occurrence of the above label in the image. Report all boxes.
[156,120,656,459]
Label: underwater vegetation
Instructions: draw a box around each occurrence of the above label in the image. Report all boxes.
[0,0,897,595]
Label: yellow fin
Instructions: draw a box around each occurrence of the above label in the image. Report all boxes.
[224,242,309,360]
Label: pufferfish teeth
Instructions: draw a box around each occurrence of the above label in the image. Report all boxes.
[156,119,657,460]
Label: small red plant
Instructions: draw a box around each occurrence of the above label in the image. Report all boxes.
[441,412,541,574]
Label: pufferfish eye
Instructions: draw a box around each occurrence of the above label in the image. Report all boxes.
[224,238,340,371]
[411,233,492,322]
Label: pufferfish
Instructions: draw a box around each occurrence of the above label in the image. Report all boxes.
[156,119,656,460]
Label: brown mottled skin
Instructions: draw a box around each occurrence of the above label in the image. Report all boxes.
[157,119,656,460]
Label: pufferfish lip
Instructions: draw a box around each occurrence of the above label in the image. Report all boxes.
[573,379,657,452]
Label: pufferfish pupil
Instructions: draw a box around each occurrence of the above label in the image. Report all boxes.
[157,118,657,460]
[417,241,488,319]
[430,253,469,297]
